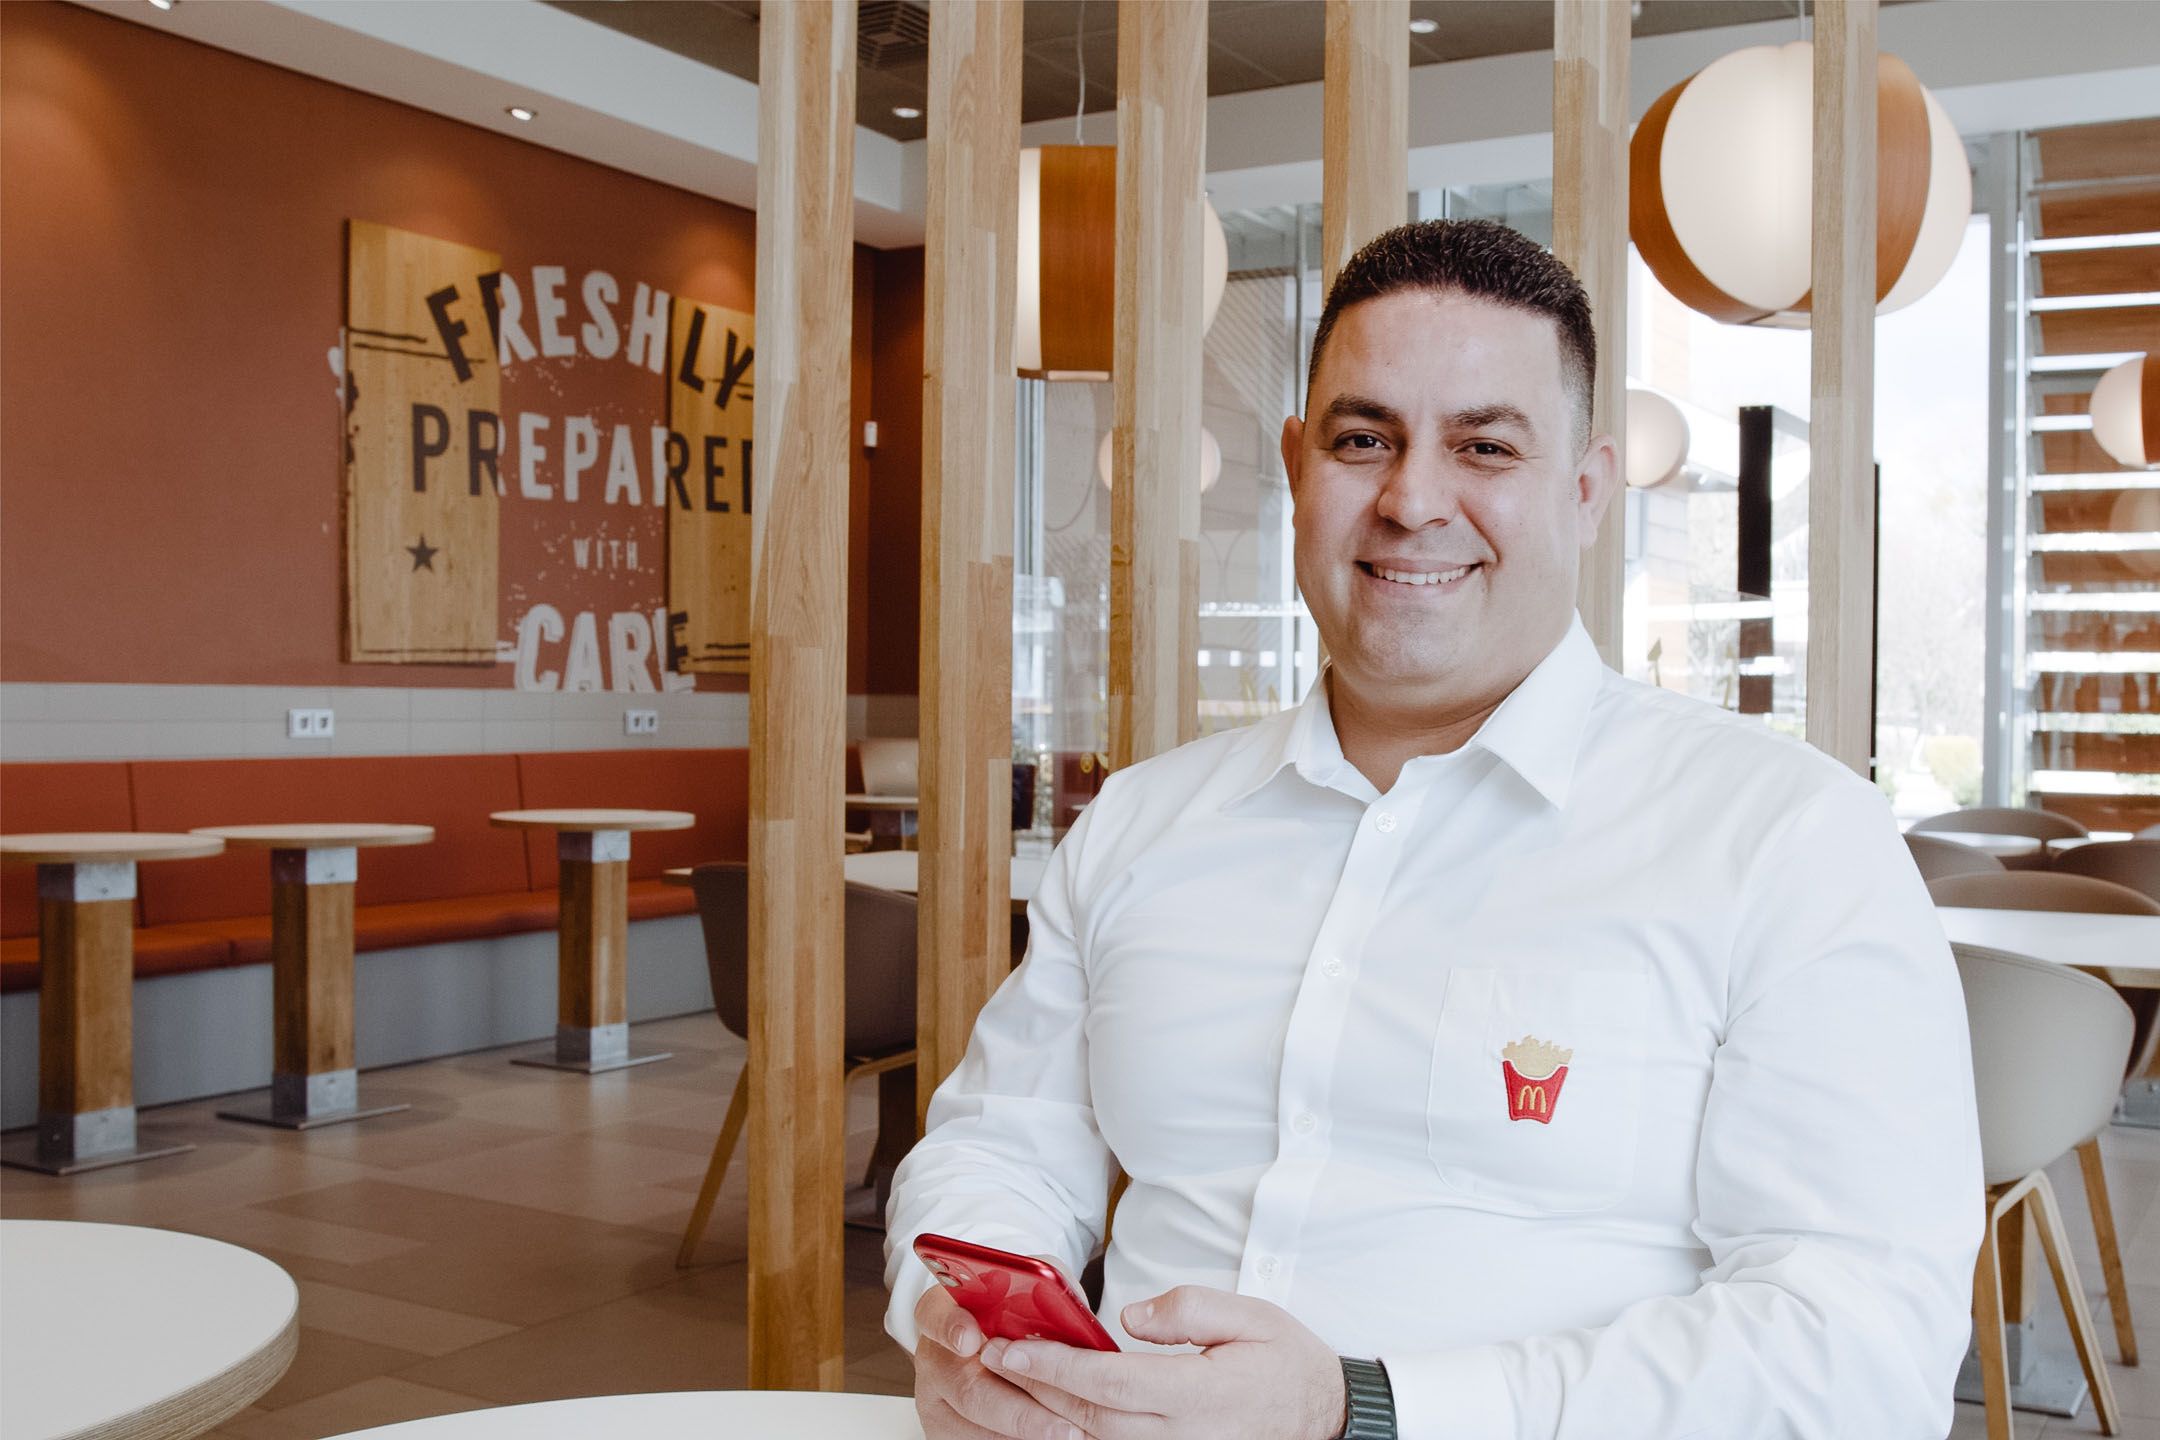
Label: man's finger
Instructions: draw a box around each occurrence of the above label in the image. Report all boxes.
[919,1394,1035,1440]
[1122,1285,1283,1349]
[984,1337,1188,1416]
[917,1284,985,1358]
[943,1355,1088,1440]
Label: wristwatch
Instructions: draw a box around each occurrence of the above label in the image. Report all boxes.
[1337,1356,1397,1440]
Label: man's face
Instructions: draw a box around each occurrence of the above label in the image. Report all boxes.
[1282,288,1617,714]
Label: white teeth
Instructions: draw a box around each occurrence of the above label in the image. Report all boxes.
[1373,564,1472,587]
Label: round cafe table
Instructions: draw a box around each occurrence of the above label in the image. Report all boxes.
[1927,831,2045,861]
[489,809,694,1073]
[191,823,434,1129]
[0,832,224,1174]
[320,1391,921,1440]
[1,1219,298,1440]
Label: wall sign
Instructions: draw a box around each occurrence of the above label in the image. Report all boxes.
[666,299,756,673]
[342,221,502,663]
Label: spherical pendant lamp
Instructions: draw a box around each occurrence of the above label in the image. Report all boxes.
[1017,146,1228,380]
[1097,426,1222,494]
[2090,354,2159,469]
[1625,388,1691,489]
[1631,44,1970,327]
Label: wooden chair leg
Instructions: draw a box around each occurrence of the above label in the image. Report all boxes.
[676,1069,749,1268]
[2028,1171,2123,1435]
[1974,1190,2015,1440]
[2077,1138,2139,1366]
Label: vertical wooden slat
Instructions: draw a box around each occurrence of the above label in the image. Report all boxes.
[1110,0,1207,770]
[1321,0,1408,295]
[1552,0,1629,667]
[1806,0,1879,776]
[918,0,1022,1123]
[748,0,854,1392]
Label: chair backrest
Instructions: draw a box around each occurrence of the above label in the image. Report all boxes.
[1910,806,2089,841]
[859,738,919,797]
[1904,832,2007,883]
[688,862,917,1056]
[2051,839,2160,907]
[1928,869,2160,916]
[1955,942,2132,1186]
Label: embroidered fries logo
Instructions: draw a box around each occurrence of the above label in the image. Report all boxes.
[1501,1035,1573,1124]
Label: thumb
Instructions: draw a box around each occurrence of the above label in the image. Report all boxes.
[1122,1285,1280,1349]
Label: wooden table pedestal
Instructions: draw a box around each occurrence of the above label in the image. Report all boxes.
[513,830,672,1073]
[0,840,221,1174]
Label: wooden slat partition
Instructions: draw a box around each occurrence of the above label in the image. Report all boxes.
[2038,184,2160,240]
[1110,0,1207,770]
[747,0,853,1392]
[1804,0,1879,777]
[917,0,1021,1123]
[1321,0,1407,294]
[2036,118,2160,184]
[2036,306,2160,358]
[2037,247,2160,299]
[1552,0,1629,667]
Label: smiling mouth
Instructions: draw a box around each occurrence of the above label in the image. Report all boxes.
[1357,561,1479,587]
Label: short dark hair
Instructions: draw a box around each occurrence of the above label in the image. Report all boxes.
[1306,219,1597,450]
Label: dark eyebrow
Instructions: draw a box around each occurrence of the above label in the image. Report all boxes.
[1318,394,1405,428]
[1448,403,1536,434]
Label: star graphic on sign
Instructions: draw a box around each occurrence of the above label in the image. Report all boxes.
[407,535,439,571]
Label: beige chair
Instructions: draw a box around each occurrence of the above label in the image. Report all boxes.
[677,862,919,1267]
[1913,808,2089,872]
[1932,870,2159,1388]
[1957,942,2128,1439]
[2052,840,2160,908]
[857,737,920,849]
[1906,831,2009,883]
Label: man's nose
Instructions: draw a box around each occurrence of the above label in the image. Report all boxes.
[1374,447,1459,530]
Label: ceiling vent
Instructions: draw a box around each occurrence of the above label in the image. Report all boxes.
[858,0,930,71]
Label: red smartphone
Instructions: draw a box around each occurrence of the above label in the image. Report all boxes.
[912,1233,1120,1352]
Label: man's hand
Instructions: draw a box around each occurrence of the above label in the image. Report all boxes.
[979,1286,1346,1440]
[914,1281,1088,1440]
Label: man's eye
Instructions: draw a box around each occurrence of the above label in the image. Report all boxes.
[1334,433,1384,451]
[1464,441,1515,458]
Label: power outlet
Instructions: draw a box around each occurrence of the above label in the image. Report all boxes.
[288,708,335,738]
[624,709,659,736]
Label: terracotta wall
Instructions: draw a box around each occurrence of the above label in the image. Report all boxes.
[0,3,923,696]
[867,248,926,699]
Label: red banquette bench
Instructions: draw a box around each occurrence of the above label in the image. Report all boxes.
[0,749,749,993]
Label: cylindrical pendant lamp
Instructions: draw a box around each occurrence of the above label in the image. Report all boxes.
[2090,354,2158,469]
[1017,146,1227,380]
[1098,426,1222,494]
[1631,44,1970,327]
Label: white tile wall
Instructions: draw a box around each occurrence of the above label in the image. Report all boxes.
[0,683,770,761]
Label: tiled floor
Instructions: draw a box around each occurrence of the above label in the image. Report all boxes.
[0,1014,913,1440]
[6,1016,2160,1439]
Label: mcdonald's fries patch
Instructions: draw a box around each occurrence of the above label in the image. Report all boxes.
[1501,1034,1573,1124]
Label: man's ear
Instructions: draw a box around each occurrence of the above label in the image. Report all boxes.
[1281,415,1306,499]
[1574,432,1622,549]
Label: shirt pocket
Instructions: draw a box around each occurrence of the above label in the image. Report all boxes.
[1425,967,1649,1216]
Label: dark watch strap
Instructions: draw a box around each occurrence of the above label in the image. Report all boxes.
[1338,1356,1397,1440]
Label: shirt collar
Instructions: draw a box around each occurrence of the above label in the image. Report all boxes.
[1224,617,1607,811]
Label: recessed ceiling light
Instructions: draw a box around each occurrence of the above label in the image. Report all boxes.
[1408,17,1437,34]
[893,106,922,120]
[507,106,536,122]
[147,0,176,10]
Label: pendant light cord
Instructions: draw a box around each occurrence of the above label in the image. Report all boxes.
[1074,0,1087,143]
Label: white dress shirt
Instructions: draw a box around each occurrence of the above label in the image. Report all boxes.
[885,620,1983,1440]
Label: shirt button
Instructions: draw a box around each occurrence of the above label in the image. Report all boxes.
[1257,1255,1279,1280]
[1321,955,1344,978]
[1373,810,1397,833]
[1292,1111,1317,1135]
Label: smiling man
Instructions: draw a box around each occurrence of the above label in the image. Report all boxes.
[885,220,1981,1440]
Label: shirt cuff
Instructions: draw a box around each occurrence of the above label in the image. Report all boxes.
[1380,1343,1518,1440]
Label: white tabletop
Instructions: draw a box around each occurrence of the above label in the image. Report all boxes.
[1,1220,298,1440]
[1938,907,2160,976]
[845,850,1045,905]
[1926,832,2044,859]
[320,1391,922,1440]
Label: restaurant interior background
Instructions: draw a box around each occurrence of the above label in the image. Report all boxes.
[2,0,2159,1432]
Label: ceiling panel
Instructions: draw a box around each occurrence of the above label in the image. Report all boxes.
[544,0,1923,144]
